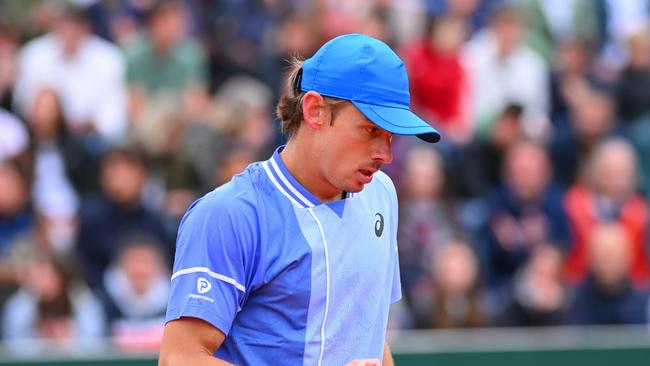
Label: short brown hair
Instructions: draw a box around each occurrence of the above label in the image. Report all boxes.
[276,58,348,140]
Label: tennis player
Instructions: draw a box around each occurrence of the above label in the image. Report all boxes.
[159,33,440,366]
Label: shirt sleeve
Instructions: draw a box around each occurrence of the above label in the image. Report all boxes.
[390,248,402,304]
[165,192,258,335]
[387,175,402,304]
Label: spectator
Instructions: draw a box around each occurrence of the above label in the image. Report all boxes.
[550,82,618,187]
[84,0,151,45]
[26,88,99,193]
[212,76,276,158]
[201,0,283,92]
[26,89,86,253]
[125,0,207,100]
[1,254,105,351]
[76,148,169,291]
[618,28,650,200]
[13,4,127,146]
[456,103,526,197]
[100,236,169,352]
[428,240,487,328]
[517,0,601,65]
[591,0,650,77]
[180,75,276,193]
[0,160,35,308]
[564,138,650,287]
[403,14,471,144]
[478,140,571,314]
[397,145,463,322]
[570,223,648,325]
[263,12,319,100]
[501,244,569,326]
[462,4,549,140]
[549,38,598,128]
[385,0,427,48]
[616,28,650,126]
[125,0,212,196]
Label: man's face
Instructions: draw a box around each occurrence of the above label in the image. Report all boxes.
[120,245,164,295]
[101,157,145,206]
[493,13,522,55]
[313,103,394,195]
[55,18,88,54]
[504,143,550,202]
[151,7,186,50]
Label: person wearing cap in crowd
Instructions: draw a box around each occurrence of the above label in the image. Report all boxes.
[159,33,440,366]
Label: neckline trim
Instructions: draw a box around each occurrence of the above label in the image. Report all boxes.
[263,146,355,209]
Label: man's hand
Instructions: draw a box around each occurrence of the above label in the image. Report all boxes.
[345,359,380,366]
[344,341,393,366]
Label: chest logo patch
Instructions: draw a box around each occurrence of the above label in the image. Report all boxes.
[374,213,384,237]
[197,277,212,294]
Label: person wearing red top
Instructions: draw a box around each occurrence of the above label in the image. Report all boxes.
[564,138,650,288]
[403,15,470,144]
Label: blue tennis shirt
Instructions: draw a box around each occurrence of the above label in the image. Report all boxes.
[165,146,401,365]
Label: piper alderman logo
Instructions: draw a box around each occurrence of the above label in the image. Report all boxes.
[374,213,384,237]
[197,277,212,294]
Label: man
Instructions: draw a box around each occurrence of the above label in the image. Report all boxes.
[159,34,440,366]
[462,4,548,139]
[13,5,126,146]
[77,148,170,291]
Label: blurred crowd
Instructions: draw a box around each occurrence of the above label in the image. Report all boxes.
[2,0,650,353]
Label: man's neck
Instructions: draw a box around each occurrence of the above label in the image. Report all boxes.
[280,140,342,204]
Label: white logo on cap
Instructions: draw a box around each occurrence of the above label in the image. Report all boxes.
[197,277,211,294]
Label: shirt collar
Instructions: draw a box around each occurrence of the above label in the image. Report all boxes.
[263,146,356,208]
[262,146,322,208]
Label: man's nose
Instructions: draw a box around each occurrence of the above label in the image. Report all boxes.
[373,136,393,164]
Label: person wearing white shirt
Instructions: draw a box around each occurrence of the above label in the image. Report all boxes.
[462,5,549,140]
[13,6,127,146]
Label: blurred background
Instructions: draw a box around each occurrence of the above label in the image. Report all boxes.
[2,0,650,364]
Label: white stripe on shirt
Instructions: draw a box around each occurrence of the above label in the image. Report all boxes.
[263,161,306,208]
[171,266,246,292]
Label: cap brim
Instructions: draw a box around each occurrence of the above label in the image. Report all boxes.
[352,101,441,143]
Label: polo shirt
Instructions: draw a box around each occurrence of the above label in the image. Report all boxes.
[166,146,401,365]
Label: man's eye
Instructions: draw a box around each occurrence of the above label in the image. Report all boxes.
[367,127,378,134]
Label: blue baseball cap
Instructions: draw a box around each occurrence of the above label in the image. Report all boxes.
[299,33,441,143]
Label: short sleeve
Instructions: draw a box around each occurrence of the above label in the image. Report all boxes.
[390,247,402,304]
[385,173,402,304]
[165,191,258,335]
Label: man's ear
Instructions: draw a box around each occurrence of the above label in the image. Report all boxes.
[302,91,327,130]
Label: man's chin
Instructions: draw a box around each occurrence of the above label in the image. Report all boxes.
[345,182,365,194]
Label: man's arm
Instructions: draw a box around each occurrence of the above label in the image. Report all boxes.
[158,317,234,366]
[383,341,394,366]
[346,342,393,366]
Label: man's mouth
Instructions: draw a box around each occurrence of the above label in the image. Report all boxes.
[357,168,377,184]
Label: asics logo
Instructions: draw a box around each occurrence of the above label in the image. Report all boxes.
[374,213,384,237]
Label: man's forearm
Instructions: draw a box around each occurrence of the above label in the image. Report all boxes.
[383,342,394,366]
[159,318,233,366]
[159,353,235,366]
